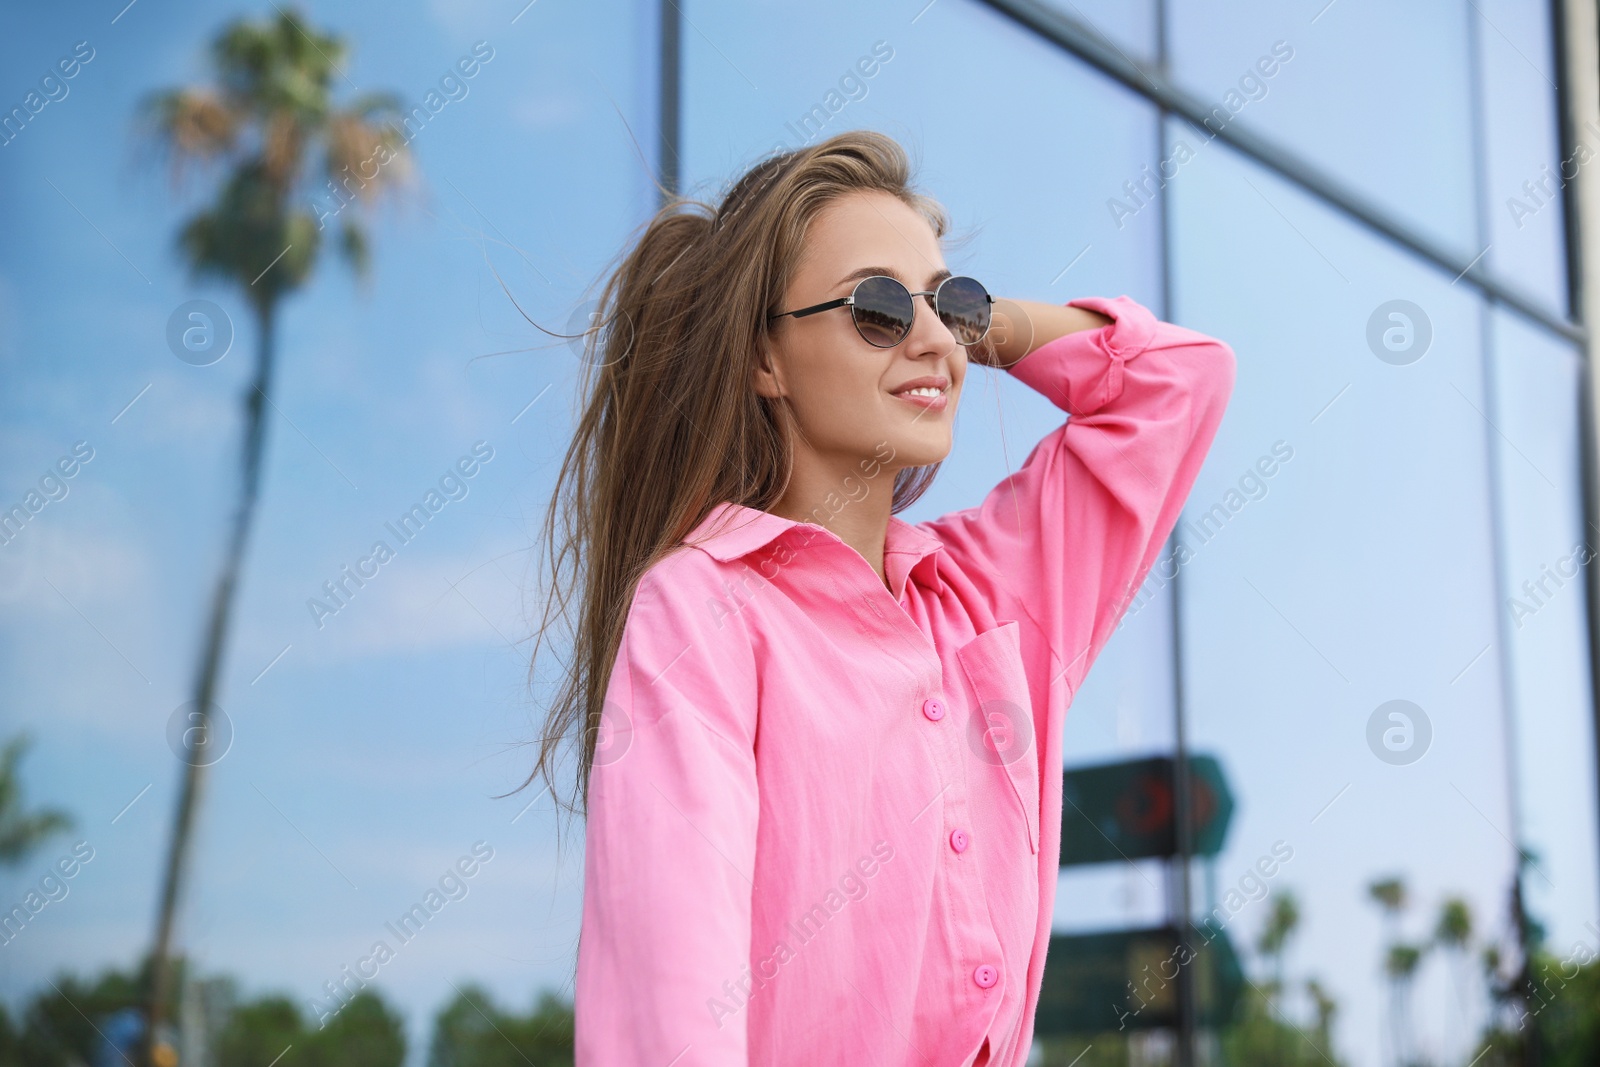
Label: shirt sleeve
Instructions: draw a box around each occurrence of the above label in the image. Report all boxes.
[919,294,1237,700]
[574,565,761,1065]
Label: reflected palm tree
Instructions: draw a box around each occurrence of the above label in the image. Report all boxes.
[1305,978,1337,1054]
[137,8,411,1063]
[1384,943,1426,1066]
[1434,896,1475,1058]
[1368,875,1412,1067]
[1256,889,1301,997]
[0,733,73,865]
[1256,889,1301,1065]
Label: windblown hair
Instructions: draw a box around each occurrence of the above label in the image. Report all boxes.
[513,129,952,838]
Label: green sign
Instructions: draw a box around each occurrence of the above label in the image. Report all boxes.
[1060,755,1233,867]
[1033,922,1243,1035]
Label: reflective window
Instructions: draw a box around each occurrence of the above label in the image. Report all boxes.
[1167,0,1479,262]
[683,0,1165,531]
[1476,0,1569,316]
[1170,130,1521,1067]
[1488,305,1600,956]
[0,0,661,1039]
[1034,0,1160,66]
[683,0,1186,983]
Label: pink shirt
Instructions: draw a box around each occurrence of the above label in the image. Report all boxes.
[574,294,1236,1066]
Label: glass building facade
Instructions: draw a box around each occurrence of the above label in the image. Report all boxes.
[662,1,1598,1063]
[3,1,1597,1064]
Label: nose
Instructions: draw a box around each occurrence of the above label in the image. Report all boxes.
[905,298,958,358]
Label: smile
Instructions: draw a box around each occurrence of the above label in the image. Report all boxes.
[889,384,949,412]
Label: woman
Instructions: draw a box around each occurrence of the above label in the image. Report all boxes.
[523,129,1236,1065]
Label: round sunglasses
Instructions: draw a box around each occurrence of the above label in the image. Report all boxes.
[768,274,994,349]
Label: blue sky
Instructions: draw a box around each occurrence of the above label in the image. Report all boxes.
[3,1,1597,1065]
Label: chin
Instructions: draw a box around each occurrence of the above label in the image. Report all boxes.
[886,438,952,469]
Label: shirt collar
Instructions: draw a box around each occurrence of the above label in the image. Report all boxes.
[684,501,946,600]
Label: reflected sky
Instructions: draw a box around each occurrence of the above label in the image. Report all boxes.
[0,1,1592,1065]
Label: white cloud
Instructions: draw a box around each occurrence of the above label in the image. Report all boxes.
[424,0,511,36]
[0,522,147,610]
[510,93,585,131]
[254,538,537,664]
[0,519,178,736]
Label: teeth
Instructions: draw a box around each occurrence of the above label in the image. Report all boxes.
[901,386,942,398]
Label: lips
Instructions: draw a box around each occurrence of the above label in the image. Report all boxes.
[889,374,951,413]
[888,375,949,397]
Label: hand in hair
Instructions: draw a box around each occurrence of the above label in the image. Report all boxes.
[971,297,1117,369]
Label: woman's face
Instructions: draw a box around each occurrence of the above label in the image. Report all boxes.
[756,188,967,477]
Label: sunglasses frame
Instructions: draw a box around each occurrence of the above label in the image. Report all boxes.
[767,274,994,349]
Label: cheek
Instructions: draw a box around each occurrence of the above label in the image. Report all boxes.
[795,352,882,415]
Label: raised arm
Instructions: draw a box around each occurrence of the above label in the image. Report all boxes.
[921,293,1236,699]
[574,564,760,1065]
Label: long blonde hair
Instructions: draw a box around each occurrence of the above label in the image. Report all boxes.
[513,129,953,840]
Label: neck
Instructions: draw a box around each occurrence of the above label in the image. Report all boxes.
[770,451,898,589]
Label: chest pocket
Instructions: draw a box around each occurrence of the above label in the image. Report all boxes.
[956,620,1040,854]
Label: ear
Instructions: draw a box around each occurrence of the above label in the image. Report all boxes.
[751,335,786,399]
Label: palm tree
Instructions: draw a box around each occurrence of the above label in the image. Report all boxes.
[1305,978,1337,1054]
[1384,943,1427,1067]
[1257,889,1301,1001]
[1367,876,1411,1067]
[1256,890,1302,1065]
[0,732,73,866]
[1433,896,1474,1057]
[137,9,411,1063]
[1369,876,1406,932]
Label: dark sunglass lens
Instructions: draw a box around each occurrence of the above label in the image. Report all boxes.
[936,276,992,345]
[851,276,914,347]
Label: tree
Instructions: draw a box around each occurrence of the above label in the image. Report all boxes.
[1305,978,1338,1052]
[2,958,151,1067]
[1384,943,1426,1065]
[1369,877,1406,928]
[301,992,408,1067]
[426,984,575,1067]
[1367,875,1417,1067]
[0,957,405,1067]
[1475,943,1600,1067]
[1369,876,1408,1067]
[1255,890,1303,1065]
[1434,896,1475,1057]
[210,990,301,1067]
[1257,889,1301,999]
[0,732,73,866]
[1219,890,1345,1067]
[1219,982,1346,1067]
[137,9,411,1064]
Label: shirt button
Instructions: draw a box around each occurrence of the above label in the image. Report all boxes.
[973,964,998,989]
[949,829,969,853]
[922,697,946,721]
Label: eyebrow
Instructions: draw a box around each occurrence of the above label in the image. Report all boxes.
[835,265,952,291]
